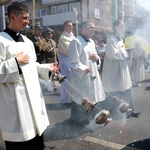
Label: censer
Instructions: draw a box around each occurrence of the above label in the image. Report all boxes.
[81,97,112,125]
[54,72,112,126]
[81,97,96,113]
[54,72,134,125]
[95,109,112,126]
[111,96,132,113]
[53,72,66,83]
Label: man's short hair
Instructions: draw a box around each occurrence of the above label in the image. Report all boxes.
[63,20,72,27]
[80,21,92,28]
[7,1,30,19]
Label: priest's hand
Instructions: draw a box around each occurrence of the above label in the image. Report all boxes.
[86,68,92,74]
[89,54,99,62]
[49,62,59,73]
[16,51,29,64]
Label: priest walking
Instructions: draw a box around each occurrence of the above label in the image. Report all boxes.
[69,21,106,125]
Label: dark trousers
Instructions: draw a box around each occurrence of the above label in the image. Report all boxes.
[5,134,44,150]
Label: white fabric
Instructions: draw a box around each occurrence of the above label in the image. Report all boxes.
[39,79,54,93]
[58,31,75,103]
[97,44,105,58]
[130,48,147,82]
[102,34,132,92]
[0,32,50,142]
[58,31,75,55]
[69,36,106,104]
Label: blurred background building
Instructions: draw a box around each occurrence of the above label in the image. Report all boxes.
[0,0,149,42]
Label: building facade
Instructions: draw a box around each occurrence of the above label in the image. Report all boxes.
[0,0,142,41]
[26,0,113,40]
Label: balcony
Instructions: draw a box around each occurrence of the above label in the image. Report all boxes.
[43,12,76,26]
[42,0,76,5]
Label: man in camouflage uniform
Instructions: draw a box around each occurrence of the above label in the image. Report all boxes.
[30,22,48,63]
[45,27,58,63]
[45,27,60,95]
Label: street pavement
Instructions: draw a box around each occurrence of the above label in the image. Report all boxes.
[43,67,150,150]
[0,68,150,150]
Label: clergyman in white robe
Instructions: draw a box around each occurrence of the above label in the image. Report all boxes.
[0,32,50,142]
[130,43,147,86]
[58,30,75,103]
[102,34,135,113]
[69,36,106,105]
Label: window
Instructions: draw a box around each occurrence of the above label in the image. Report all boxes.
[41,9,47,16]
[51,6,57,14]
[35,9,47,18]
[95,8,101,19]
[58,4,68,13]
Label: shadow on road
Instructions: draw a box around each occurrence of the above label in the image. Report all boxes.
[142,79,150,83]
[44,102,126,142]
[44,103,98,142]
[46,103,72,111]
[44,117,93,142]
[145,86,150,90]
[122,138,150,150]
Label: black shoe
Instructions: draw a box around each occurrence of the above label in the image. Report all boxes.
[145,86,150,90]
[127,111,140,118]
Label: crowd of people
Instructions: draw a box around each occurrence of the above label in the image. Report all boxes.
[0,1,149,150]
[29,18,145,121]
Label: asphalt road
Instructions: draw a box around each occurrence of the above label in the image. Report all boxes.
[0,68,150,150]
[43,68,150,150]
